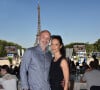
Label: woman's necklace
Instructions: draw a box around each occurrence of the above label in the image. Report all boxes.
[54,55,62,62]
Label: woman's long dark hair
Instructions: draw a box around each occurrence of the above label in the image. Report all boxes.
[51,35,66,57]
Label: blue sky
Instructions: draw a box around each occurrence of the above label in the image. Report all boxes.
[0,0,100,48]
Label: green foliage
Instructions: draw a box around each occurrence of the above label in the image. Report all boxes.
[93,39,100,52]
[64,38,100,54]
[0,45,6,57]
[65,42,85,48]
[0,39,24,57]
[85,43,94,53]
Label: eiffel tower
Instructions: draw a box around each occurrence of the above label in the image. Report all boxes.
[34,1,41,46]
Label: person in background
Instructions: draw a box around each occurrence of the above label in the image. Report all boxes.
[0,65,18,90]
[49,35,69,90]
[80,61,100,90]
[0,65,17,80]
[20,30,52,90]
[80,61,89,74]
[92,55,99,69]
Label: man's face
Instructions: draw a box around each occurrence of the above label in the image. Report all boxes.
[38,32,51,48]
[0,69,6,76]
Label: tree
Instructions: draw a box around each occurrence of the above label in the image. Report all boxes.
[85,43,94,54]
[0,39,24,57]
[93,39,100,52]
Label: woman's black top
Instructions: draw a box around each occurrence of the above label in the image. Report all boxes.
[49,56,64,90]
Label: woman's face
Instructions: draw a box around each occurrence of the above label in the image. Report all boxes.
[50,39,62,54]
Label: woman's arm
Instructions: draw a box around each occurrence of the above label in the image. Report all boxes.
[60,59,69,90]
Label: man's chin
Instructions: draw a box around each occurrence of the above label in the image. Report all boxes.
[40,44,47,48]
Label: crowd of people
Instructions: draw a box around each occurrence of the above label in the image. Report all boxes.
[0,30,100,90]
[69,54,100,90]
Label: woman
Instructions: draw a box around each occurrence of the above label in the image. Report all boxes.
[49,35,69,90]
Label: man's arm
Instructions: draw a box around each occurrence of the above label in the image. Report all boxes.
[80,73,87,83]
[20,49,32,90]
[80,77,86,83]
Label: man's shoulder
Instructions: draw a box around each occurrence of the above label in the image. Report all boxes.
[25,46,39,55]
[85,69,100,76]
[92,69,100,74]
[26,46,36,51]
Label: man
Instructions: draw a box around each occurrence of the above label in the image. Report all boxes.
[81,61,100,90]
[0,65,17,90]
[0,65,17,80]
[20,30,52,90]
